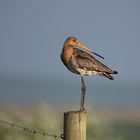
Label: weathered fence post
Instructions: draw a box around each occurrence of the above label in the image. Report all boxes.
[64,111,87,140]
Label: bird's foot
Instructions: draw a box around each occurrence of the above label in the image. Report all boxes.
[80,107,86,112]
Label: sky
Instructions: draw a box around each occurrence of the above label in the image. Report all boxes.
[0,0,140,82]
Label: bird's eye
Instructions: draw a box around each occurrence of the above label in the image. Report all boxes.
[73,39,76,42]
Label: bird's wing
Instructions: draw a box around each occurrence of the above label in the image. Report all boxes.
[73,48,114,73]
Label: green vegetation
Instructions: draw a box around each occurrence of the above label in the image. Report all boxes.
[0,103,140,140]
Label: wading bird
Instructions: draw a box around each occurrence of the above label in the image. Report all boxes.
[61,37,118,111]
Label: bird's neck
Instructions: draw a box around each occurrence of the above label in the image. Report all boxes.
[62,45,73,62]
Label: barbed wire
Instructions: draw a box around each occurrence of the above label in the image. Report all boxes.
[0,119,63,139]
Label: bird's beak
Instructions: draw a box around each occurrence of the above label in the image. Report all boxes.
[77,42,104,59]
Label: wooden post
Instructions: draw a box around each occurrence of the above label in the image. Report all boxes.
[64,111,87,140]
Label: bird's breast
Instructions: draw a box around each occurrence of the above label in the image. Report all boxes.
[61,53,80,75]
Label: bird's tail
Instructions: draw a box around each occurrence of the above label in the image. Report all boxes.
[113,71,118,74]
[102,71,118,80]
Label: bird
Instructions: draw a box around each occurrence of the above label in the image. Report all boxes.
[61,36,118,111]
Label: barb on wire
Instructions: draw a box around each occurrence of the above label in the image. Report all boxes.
[0,120,63,139]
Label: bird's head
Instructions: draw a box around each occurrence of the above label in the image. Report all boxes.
[64,36,104,59]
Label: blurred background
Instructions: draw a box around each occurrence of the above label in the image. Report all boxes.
[0,0,140,140]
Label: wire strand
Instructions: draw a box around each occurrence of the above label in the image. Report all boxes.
[0,119,63,139]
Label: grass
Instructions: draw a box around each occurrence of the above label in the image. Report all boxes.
[0,103,140,140]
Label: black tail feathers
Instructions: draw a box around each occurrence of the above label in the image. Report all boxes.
[113,71,118,74]
[103,72,114,80]
[102,71,118,80]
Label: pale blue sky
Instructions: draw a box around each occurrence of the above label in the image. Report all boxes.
[0,0,140,82]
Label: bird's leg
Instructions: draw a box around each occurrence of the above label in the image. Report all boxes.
[80,76,86,111]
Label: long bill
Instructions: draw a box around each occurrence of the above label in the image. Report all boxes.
[77,43,104,59]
